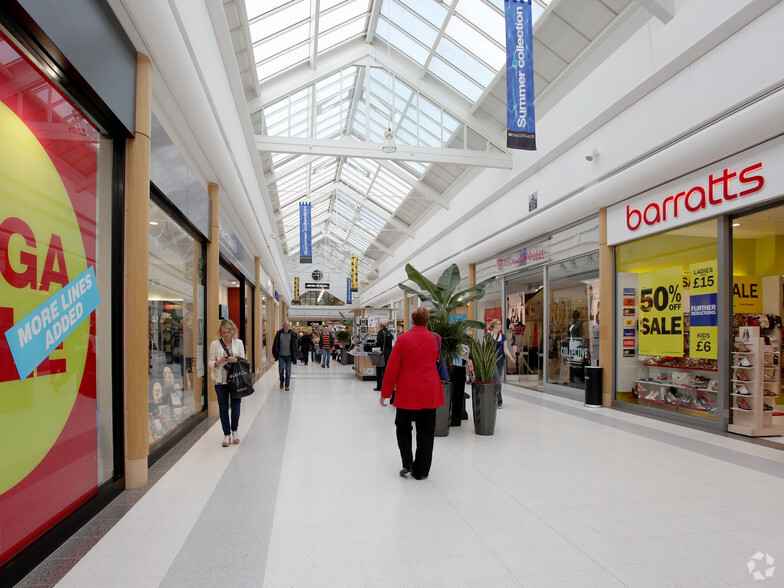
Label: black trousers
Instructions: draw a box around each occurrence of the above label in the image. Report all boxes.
[394,408,436,478]
[375,365,386,389]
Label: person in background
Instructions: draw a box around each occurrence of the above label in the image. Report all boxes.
[374,319,394,392]
[272,320,298,390]
[488,318,515,408]
[208,319,246,447]
[379,307,444,481]
[299,329,312,365]
[319,325,334,368]
[311,331,319,362]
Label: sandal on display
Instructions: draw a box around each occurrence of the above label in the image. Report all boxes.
[736,398,752,410]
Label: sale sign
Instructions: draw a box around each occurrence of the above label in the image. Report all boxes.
[690,260,718,359]
[0,34,98,565]
[638,266,684,356]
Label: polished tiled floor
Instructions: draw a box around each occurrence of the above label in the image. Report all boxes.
[21,360,784,587]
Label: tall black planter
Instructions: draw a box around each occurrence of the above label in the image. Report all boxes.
[449,364,466,426]
[434,382,452,437]
[471,382,498,435]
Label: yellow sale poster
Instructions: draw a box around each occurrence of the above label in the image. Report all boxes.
[733,276,762,312]
[638,266,684,356]
[689,260,717,359]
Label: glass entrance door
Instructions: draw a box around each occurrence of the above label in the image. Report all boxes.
[505,272,544,390]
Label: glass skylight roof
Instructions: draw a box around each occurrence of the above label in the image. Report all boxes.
[246,0,550,272]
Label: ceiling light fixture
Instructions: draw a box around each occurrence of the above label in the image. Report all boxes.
[382,128,396,153]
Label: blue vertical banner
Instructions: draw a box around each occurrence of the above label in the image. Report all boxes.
[505,0,536,150]
[347,277,352,304]
[299,202,312,263]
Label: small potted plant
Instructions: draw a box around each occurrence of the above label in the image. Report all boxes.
[470,334,500,435]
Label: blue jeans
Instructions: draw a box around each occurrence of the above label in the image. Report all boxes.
[215,383,241,435]
[278,355,292,386]
[321,350,331,367]
[493,360,505,406]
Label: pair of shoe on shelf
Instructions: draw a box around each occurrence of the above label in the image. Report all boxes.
[733,357,753,368]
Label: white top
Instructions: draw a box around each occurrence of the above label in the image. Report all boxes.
[208,338,246,384]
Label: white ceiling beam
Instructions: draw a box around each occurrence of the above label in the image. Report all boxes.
[310,0,320,68]
[256,136,512,168]
[265,154,322,185]
[365,0,383,44]
[637,0,675,24]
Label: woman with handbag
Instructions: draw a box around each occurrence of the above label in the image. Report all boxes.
[488,319,515,408]
[208,319,246,447]
[379,307,444,480]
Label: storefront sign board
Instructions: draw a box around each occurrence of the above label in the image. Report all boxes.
[607,136,784,245]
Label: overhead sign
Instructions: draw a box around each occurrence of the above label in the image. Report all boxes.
[305,282,329,289]
[505,0,536,150]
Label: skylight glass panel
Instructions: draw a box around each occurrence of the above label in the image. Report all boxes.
[319,1,365,31]
[253,22,309,63]
[246,0,290,21]
[249,0,306,43]
[383,25,429,66]
[257,45,309,81]
[379,6,438,46]
[445,15,503,70]
[436,37,495,88]
[454,1,504,46]
[319,18,365,52]
[398,160,427,176]
[396,0,446,31]
[428,56,483,101]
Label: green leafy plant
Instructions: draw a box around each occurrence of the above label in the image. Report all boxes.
[399,263,494,364]
[335,328,352,346]
[470,334,498,382]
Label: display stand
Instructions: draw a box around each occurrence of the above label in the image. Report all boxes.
[634,361,718,415]
[350,308,392,381]
[728,328,783,437]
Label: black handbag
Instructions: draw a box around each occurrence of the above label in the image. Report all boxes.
[220,340,254,398]
[434,334,450,382]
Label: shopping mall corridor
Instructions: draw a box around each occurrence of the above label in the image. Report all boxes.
[22,361,784,587]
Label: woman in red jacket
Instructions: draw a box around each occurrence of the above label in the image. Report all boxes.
[380,307,445,480]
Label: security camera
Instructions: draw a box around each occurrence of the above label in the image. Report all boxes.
[585,149,599,162]
[585,154,594,161]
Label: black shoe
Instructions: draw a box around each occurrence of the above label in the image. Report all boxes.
[373,388,382,391]
[412,473,428,480]
[399,468,410,477]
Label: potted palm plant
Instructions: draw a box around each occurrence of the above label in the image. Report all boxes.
[399,263,495,436]
[470,334,500,435]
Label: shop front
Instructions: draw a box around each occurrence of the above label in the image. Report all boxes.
[0,2,134,578]
[607,135,784,435]
[479,218,599,398]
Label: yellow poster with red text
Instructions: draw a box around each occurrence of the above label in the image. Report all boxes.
[638,266,684,356]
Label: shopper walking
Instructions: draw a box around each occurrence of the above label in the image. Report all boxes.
[208,319,246,447]
[374,319,394,391]
[273,320,298,390]
[379,307,444,480]
[488,319,515,408]
[299,329,312,365]
[319,325,334,368]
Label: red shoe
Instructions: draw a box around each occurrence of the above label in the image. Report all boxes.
[737,398,752,410]
[735,370,750,382]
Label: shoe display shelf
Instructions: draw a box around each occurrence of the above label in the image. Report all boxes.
[728,334,783,437]
[634,363,718,414]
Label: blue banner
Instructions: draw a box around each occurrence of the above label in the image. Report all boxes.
[347,277,352,304]
[4,266,101,381]
[505,0,536,150]
[299,202,312,263]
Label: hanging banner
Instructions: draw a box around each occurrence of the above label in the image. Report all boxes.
[689,260,717,359]
[350,256,358,292]
[505,0,536,150]
[299,202,312,264]
[733,275,762,312]
[347,277,352,304]
[638,266,684,356]
[293,277,300,303]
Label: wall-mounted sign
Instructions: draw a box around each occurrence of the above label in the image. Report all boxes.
[496,245,549,272]
[607,135,784,245]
